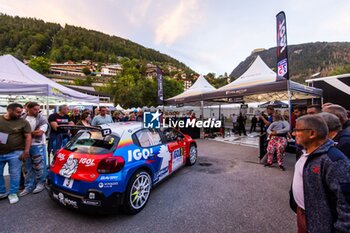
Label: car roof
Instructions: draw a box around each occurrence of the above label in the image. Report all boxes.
[99,122,143,135]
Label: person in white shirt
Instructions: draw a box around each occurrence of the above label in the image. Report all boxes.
[19,102,48,196]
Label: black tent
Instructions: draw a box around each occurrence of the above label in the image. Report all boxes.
[306,73,350,109]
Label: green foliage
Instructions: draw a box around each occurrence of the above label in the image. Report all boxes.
[99,60,183,108]
[163,77,184,99]
[28,56,51,74]
[0,14,189,107]
[73,76,93,86]
[0,14,61,58]
[330,64,350,75]
[81,67,91,75]
[205,73,228,88]
[0,14,193,74]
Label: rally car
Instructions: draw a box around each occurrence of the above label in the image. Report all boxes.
[47,122,197,214]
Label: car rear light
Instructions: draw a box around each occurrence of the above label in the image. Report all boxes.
[97,156,125,174]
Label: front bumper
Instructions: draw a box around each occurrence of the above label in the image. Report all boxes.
[47,181,125,212]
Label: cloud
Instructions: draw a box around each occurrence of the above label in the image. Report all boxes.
[126,0,153,25]
[155,0,202,46]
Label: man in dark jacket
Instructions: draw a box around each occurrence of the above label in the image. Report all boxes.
[290,114,350,233]
[323,104,350,158]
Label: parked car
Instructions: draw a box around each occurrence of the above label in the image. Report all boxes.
[47,122,198,214]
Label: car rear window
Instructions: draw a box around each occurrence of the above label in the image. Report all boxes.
[65,131,119,154]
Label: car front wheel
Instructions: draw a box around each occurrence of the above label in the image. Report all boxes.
[123,170,151,214]
[187,144,197,166]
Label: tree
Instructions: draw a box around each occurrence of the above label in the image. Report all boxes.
[82,67,91,75]
[28,56,51,74]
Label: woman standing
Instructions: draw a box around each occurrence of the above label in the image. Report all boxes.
[77,112,91,126]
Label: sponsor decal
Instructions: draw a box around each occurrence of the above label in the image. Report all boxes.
[82,200,101,206]
[56,119,69,123]
[57,153,65,161]
[277,58,288,77]
[157,67,164,105]
[63,178,74,189]
[98,182,118,188]
[59,155,78,178]
[276,11,289,80]
[156,167,169,181]
[100,175,118,181]
[225,89,247,95]
[53,192,78,208]
[158,145,171,170]
[172,148,184,171]
[79,158,95,167]
[127,148,154,162]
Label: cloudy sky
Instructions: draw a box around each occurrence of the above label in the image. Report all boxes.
[1,0,349,75]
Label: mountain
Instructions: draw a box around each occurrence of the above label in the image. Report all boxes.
[230,42,350,83]
[0,13,193,73]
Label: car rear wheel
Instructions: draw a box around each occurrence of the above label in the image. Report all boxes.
[123,170,151,214]
[187,144,197,166]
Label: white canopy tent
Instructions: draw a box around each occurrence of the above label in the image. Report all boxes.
[218,55,276,91]
[204,55,322,102]
[165,74,216,105]
[0,55,99,104]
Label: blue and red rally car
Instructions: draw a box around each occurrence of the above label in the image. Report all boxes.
[47,122,197,214]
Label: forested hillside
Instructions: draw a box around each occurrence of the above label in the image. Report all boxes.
[0,14,192,72]
[230,42,350,83]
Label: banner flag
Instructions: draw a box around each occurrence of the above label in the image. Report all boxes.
[276,11,289,80]
[156,67,164,105]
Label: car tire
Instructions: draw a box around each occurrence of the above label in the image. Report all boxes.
[187,144,197,166]
[122,170,152,215]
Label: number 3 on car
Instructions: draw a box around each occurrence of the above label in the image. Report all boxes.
[47,122,197,214]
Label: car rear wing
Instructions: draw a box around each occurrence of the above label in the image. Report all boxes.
[57,125,112,137]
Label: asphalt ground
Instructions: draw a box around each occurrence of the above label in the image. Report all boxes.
[0,139,297,233]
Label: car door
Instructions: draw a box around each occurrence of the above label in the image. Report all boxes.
[134,128,170,182]
[161,128,186,173]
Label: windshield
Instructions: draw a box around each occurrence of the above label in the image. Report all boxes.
[65,131,119,154]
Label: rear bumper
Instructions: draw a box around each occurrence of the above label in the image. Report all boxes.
[47,180,125,212]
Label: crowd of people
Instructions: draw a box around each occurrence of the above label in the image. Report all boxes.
[0,103,144,204]
[255,103,350,232]
[1,101,350,232]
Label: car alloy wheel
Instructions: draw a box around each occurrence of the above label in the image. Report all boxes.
[129,171,151,210]
[188,145,197,165]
